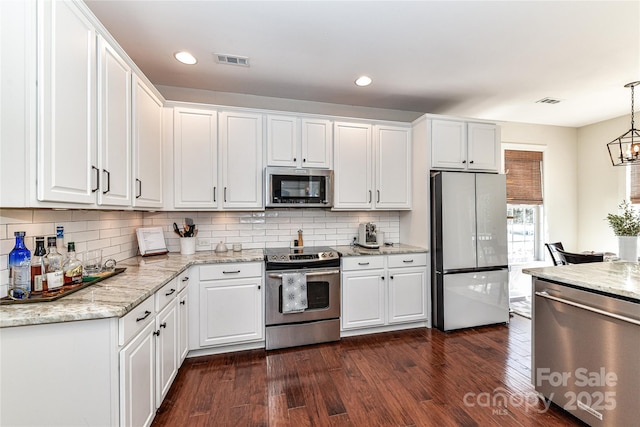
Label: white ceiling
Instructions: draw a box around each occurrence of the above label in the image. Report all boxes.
[85,0,640,127]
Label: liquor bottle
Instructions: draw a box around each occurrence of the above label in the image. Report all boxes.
[63,242,83,287]
[56,225,66,257]
[8,231,31,300]
[43,236,64,295]
[30,237,46,295]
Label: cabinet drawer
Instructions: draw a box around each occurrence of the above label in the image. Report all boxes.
[199,262,262,281]
[177,269,190,291]
[119,296,155,346]
[342,256,384,271]
[387,253,427,269]
[156,278,179,311]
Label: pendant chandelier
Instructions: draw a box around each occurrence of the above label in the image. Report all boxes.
[607,81,640,166]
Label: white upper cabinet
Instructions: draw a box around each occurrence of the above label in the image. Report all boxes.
[467,122,501,171]
[266,115,332,169]
[37,0,96,204]
[333,122,373,209]
[219,111,263,209]
[173,107,218,208]
[431,119,500,172]
[334,122,411,210]
[132,75,164,208]
[374,125,411,209]
[97,35,132,207]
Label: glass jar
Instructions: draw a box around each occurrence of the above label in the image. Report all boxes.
[63,242,83,287]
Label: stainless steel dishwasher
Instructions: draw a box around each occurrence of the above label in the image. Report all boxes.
[532,278,640,427]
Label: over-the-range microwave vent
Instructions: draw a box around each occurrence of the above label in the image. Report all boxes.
[214,53,250,67]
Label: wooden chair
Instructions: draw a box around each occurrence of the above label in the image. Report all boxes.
[545,242,566,266]
[556,248,603,264]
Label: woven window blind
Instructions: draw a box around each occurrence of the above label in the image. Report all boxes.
[630,167,640,204]
[504,150,543,205]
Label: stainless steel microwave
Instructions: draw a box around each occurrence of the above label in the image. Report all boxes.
[265,167,333,208]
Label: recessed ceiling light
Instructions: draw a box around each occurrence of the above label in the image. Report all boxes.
[174,51,197,65]
[355,76,372,87]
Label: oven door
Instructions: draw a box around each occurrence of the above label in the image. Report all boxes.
[266,268,340,325]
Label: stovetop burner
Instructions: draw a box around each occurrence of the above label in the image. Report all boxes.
[264,246,341,270]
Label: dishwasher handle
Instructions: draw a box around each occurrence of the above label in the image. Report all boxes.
[535,291,640,326]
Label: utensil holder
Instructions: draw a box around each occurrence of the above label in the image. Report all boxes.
[180,237,196,255]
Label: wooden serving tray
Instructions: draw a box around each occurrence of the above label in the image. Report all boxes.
[0,267,126,305]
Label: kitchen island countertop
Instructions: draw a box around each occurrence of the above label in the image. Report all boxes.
[523,261,640,301]
[0,250,264,328]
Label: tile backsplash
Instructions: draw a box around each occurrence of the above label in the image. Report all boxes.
[0,208,399,297]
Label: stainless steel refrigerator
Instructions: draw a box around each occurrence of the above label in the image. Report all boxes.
[431,171,509,331]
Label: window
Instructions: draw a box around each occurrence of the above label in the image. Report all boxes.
[504,150,544,264]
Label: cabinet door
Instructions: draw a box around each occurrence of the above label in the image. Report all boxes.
[341,270,385,330]
[266,115,297,167]
[301,118,332,169]
[155,299,178,408]
[333,122,372,209]
[199,277,264,347]
[37,0,96,204]
[467,122,500,172]
[120,321,155,427]
[375,125,411,209]
[430,119,466,170]
[97,36,131,207]
[132,75,163,208]
[388,267,428,324]
[173,107,218,208]
[219,111,263,209]
[178,288,189,364]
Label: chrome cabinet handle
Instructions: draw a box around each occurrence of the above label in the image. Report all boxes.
[535,291,640,326]
[136,310,151,322]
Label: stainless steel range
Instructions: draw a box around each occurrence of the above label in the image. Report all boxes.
[264,246,341,350]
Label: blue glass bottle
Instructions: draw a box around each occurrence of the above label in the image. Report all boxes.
[8,231,31,299]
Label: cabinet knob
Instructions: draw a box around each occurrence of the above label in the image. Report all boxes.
[293,157,297,162]
[180,300,186,306]
[469,160,474,164]
[381,276,385,280]
[462,160,466,164]
[390,275,394,280]
[303,158,306,163]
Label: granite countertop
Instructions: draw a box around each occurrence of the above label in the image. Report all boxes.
[333,243,428,256]
[523,262,640,301]
[1,244,428,329]
[0,250,265,329]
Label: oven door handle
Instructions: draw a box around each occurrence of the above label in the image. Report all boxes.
[268,270,340,279]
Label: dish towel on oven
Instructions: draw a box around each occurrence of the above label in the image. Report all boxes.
[282,272,308,313]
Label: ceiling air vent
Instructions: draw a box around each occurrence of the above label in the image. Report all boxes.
[214,53,250,67]
[536,97,562,104]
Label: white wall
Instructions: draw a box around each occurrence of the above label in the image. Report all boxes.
[500,122,578,251]
[576,115,630,253]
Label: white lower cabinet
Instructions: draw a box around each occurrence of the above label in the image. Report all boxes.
[341,253,429,334]
[197,262,264,347]
[120,320,156,427]
[119,275,188,427]
[178,287,189,363]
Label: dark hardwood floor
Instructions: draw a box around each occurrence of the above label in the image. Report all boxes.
[153,314,584,426]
